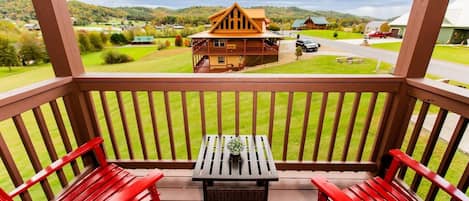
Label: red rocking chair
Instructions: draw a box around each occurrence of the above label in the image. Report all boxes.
[311,149,468,201]
[0,137,164,201]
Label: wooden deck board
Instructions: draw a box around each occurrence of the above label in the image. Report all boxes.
[128,169,371,201]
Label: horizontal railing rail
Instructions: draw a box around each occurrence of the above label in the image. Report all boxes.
[399,78,469,200]
[74,74,403,172]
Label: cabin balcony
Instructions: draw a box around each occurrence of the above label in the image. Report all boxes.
[1,74,468,201]
[0,0,468,201]
[192,41,279,56]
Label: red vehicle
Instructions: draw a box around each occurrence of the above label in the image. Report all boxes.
[366,31,393,38]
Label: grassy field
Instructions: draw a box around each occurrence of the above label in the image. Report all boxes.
[300,30,364,40]
[0,52,467,200]
[371,42,469,65]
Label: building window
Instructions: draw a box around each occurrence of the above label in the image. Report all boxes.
[218,56,225,64]
[214,40,225,47]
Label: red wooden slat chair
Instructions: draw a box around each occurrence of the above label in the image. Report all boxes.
[0,137,164,201]
[311,149,468,201]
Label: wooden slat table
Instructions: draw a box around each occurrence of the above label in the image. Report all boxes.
[192,135,278,201]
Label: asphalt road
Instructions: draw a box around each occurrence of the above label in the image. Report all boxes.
[300,35,469,83]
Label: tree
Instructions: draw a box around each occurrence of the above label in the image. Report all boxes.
[0,37,20,71]
[175,34,183,47]
[18,33,47,66]
[110,33,127,45]
[77,31,93,52]
[295,46,303,60]
[100,32,109,45]
[89,32,104,51]
[267,23,281,31]
[380,22,391,32]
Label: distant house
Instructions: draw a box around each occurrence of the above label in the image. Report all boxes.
[365,21,387,34]
[292,16,328,30]
[132,36,155,44]
[390,0,469,44]
[24,24,40,31]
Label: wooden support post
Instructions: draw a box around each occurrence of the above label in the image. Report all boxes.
[375,0,449,170]
[261,39,265,65]
[31,0,100,164]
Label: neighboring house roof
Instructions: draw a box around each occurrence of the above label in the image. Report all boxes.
[292,16,329,28]
[310,17,329,25]
[390,0,469,28]
[292,19,305,28]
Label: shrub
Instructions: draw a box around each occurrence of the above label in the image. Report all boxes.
[165,40,171,48]
[102,50,134,64]
[295,46,302,60]
[156,41,167,50]
[183,39,191,47]
[77,31,94,52]
[175,34,183,47]
[110,33,127,45]
[267,23,281,31]
[100,32,109,45]
[89,32,104,51]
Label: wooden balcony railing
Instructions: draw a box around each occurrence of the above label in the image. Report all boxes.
[0,74,468,200]
[193,45,279,56]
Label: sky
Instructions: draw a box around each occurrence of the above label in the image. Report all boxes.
[77,0,414,19]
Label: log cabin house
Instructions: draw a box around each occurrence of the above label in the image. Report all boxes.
[189,3,282,73]
[292,16,329,30]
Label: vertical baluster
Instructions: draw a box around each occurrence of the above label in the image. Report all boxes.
[132,91,148,159]
[268,92,276,145]
[356,93,378,161]
[235,91,240,136]
[0,131,33,201]
[116,91,134,159]
[99,91,120,159]
[199,91,207,136]
[147,91,162,160]
[342,92,361,161]
[282,92,294,161]
[298,92,312,161]
[453,162,469,201]
[410,109,448,192]
[399,101,430,178]
[13,115,54,200]
[426,117,468,201]
[164,91,176,160]
[50,100,80,175]
[33,107,68,187]
[217,91,222,135]
[327,92,345,161]
[252,91,258,136]
[313,92,328,161]
[181,91,192,160]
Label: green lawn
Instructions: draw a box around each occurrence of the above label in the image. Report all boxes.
[0,52,467,200]
[300,30,364,40]
[81,46,157,66]
[249,55,392,74]
[371,42,469,65]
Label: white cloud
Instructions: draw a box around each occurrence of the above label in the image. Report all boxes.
[346,5,410,19]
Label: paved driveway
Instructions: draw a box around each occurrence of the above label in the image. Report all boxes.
[299,35,469,84]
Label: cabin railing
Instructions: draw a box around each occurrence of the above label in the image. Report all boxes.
[0,74,468,200]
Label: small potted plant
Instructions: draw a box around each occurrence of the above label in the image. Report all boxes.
[227,137,244,159]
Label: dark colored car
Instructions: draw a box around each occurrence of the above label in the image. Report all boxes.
[366,31,393,38]
[296,39,320,52]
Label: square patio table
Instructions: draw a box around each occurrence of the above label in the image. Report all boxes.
[192,135,278,201]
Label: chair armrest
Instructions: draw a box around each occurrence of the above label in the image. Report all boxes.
[311,176,353,201]
[108,169,164,201]
[9,137,104,198]
[389,149,468,201]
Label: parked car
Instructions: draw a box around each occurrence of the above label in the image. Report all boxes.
[296,39,320,52]
[366,31,393,38]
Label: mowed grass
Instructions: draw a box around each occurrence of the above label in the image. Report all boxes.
[0,52,467,200]
[371,42,469,65]
[300,30,364,40]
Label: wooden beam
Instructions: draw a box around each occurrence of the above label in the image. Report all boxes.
[31,0,84,77]
[377,0,450,170]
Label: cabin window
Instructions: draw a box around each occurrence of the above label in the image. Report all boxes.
[218,56,225,64]
[214,40,225,47]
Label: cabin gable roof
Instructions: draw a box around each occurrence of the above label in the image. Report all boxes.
[208,3,263,33]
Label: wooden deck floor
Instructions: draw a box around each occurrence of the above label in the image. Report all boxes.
[128,169,373,201]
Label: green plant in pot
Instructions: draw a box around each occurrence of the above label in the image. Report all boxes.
[227,137,244,158]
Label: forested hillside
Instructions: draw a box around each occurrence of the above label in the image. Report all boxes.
[0,0,378,26]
